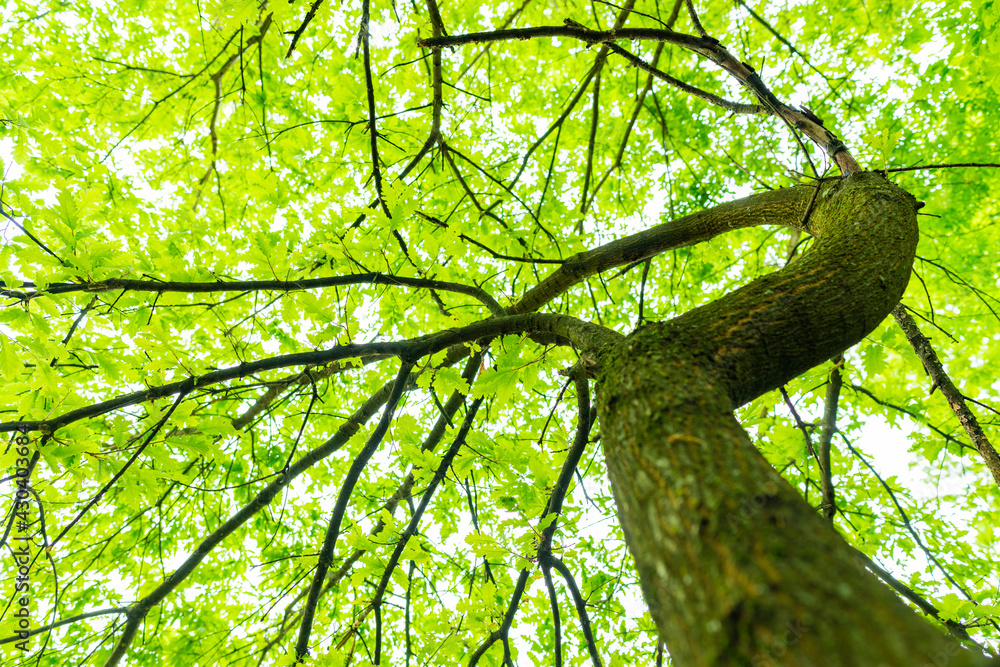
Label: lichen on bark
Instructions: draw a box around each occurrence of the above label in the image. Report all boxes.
[594,173,995,665]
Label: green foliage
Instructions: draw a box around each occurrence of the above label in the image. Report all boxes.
[1,0,999,664]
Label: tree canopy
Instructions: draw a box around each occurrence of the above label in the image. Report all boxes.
[2,0,1000,665]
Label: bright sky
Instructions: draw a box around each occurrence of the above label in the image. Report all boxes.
[1,5,989,658]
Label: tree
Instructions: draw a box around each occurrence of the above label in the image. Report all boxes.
[1,0,999,664]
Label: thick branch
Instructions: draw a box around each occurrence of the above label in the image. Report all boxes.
[2,313,619,435]
[515,184,821,314]
[295,362,412,660]
[892,305,1000,488]
[594,174,987,666]
[818,357,842,519]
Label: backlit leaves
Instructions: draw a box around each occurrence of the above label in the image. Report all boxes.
[1,0,999,663]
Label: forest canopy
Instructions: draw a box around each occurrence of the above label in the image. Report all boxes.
[1,0,1000,665]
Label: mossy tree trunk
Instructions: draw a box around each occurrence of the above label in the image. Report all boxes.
[595,173,993,666]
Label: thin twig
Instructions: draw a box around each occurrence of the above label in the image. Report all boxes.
[505,0,637,189]
[49,380,193,550]
[837,429,976,603]
[585,42,667,214]
[683,0,708,38]
[550,558,604,667]
[851,547,983,649]
[603,42,765,115]
[0,608,128,645]
[580,71,601,217]
[888,162,1000,173]
[779,385,816,458]
[4,273,505,316]
[848,383,971,453]
[360,0,391,218]
[286,0,325,57]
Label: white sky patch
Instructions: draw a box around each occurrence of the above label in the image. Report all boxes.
[858,416,917,481]
[0,137,24,184]
[910,34,954,74]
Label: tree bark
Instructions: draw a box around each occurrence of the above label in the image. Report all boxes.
[595,173,995,665]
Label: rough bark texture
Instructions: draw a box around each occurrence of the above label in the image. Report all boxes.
[595,173,995,666]
[892,305,1000,487]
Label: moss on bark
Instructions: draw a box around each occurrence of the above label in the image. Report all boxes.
[596,174,996,665]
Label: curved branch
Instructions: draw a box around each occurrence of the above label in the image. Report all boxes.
[418,25,701,51]
[549,557,603,667]
[2,313,619,435]
[514,184,822,314]
[595,174,982,665]
[295,362,413,659]
[4,185,873,447]
[420,25,859,172]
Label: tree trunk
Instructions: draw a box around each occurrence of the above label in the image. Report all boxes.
[596,173,993,665]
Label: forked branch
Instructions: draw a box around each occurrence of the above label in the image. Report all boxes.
[419,25,859,173]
